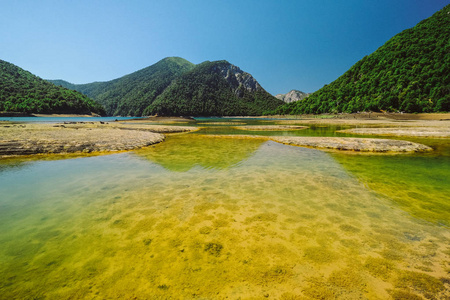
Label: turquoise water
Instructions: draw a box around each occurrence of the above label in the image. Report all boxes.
[0,120,449,299]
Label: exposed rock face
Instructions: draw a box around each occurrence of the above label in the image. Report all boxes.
[214,63,263,97]
[275,90,310,103]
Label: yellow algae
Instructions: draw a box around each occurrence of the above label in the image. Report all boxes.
[389,289,423,300]
[245,212,278,223]
[135,134,264,171]
[395,270,445,297]
[303,246,338,264]
[302,277,338,299]
[0,134,449,299]
[364,257,396,280]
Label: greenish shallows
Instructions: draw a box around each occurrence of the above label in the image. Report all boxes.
[268,4,450,115]
[144,60,284,116]
[51,57,195,116]
[0,60,105,115]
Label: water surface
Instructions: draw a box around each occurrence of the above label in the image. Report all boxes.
[0,121,449,299]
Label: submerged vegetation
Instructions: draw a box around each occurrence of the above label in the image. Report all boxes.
[0,60,105,115]
[268,4,450,115]
[0,118,449,298]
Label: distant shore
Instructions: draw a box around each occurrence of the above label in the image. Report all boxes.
[32,113,102,117]
[264,112,450,121]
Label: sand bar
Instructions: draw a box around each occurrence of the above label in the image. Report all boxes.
[339,127,450,138]
[271,136,432,152]
[0,123,198,157]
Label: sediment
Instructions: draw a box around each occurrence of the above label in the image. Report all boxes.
[271,136,433,152]
[0,122,198,157]
[338,127,450,138]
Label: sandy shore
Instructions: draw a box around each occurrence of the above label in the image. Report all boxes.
[1,114,447,157]
[0,122,198,157]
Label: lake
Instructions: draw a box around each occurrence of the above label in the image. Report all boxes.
[0,118,449,299]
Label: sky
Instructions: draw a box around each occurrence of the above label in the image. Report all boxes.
[1,0,447,95]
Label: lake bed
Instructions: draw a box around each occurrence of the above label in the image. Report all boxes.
[0,117,449,299]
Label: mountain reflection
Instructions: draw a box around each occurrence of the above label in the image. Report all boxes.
[332,152,450,226]
[134,134,265,172]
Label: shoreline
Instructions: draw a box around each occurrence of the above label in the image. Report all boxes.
[0,122,198,158]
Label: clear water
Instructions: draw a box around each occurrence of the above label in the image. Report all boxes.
[0,120,449,299]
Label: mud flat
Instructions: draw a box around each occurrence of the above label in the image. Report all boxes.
[271,136,433,152]
[339,127,450,138]
[233,125,308,131]
[0,123,198,157]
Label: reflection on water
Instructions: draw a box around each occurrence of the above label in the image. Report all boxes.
[332,153,450,227]
[0,137,449,299]
[134,135,265,171]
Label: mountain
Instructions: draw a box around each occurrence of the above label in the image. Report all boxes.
[275,90,310,103]
[0,59,105,115]
[52,58,283,117]
[50,57,195,116]
[269,4,449,115]
[144,60,284,116]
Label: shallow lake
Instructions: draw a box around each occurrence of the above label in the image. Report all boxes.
[0,118,449,299]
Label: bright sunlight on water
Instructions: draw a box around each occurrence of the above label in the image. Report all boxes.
[0,122,449,299]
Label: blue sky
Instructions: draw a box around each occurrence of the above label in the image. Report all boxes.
[1,0,447,95]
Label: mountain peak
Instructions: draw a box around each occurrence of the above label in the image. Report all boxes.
[212,61,262,96]
[275,90,310,103]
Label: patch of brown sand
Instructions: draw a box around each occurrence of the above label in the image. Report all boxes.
[339,127,450,138]
[0,123,198,157]
[271,136,432,152]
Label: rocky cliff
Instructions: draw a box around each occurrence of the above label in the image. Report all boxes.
[275,90,310,103]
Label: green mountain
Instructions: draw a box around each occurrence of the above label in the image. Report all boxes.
[51,57,195,116]
[52,58,283,116]
[269,5,449,115]
[144,60,283,116]
[0,59,105,115]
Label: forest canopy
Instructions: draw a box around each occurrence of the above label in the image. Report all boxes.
[0,60,105,115]
[267,4,450,115]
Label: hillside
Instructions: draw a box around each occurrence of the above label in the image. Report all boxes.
[269,4,449,115]
[275,90,310,103]
[0,60,105,115]
[144,60,283,116]
[50,57,195,116]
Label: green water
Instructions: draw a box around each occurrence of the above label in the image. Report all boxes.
[0,120,449,299]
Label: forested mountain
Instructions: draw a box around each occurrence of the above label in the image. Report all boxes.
[51,57,195,116]
[144,60,283,116]
[0,60,105,115]
[269,4,449,115]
